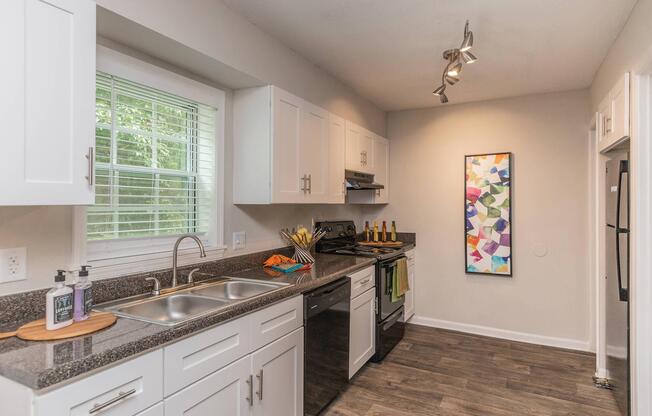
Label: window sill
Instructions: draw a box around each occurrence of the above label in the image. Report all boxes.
[88,239,227,280]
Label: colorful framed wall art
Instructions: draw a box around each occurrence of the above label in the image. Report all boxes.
[464,152,512,276]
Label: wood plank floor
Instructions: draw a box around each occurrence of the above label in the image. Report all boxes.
[324,324,621,416]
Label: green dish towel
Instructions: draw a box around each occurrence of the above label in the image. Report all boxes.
[391,257,410,303]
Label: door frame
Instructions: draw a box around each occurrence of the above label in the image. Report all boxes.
[631,68,652,416]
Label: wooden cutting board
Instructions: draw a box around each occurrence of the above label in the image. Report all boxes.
[0,312,116,342]
[358,240,405,247]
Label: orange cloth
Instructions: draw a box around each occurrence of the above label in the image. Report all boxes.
[263,254,296,268]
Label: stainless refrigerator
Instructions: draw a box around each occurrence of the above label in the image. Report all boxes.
[605,152,630,416]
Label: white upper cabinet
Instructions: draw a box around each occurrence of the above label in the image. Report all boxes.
[345,121,374,174]
[372,135,389,204]
[598,72,630,152]
[300,102,329,203]
[234,86,333,204]
[328,114,346,203]
[0,0,96,206]
[272,87,303,203]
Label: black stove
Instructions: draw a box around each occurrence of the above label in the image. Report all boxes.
[315,220,406,362]
[315,220,409,260]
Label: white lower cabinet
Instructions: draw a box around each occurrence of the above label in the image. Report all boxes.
[252,328,304,416]
[404,249,416,321]
[349,287,376,379]
[166,328,304,416]
[165,356,251,416]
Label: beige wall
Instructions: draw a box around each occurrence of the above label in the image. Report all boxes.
[364,90,592,345]
[0,0,380,295]
[591,0,652,109]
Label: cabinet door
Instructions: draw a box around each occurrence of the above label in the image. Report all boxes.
[359,128,375,173]
[300,102,329,203]
[164,356,251,416]
[271,87,303,203]
[610,72,630,144]
[349,288,376,379]
[252,328,304,416]
[345,121,362,171]
[328,114,346,203]
[372,136,389,204]
[0,0,95,205]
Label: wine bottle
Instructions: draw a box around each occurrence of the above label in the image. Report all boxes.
[364,221,370,242]
[373,221,379,242]
[391,221,397,242]
[381,221,387,242]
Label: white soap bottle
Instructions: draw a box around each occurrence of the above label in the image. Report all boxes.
[46,270,74,330]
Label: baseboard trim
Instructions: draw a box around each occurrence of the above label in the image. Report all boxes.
[410,315,592,352]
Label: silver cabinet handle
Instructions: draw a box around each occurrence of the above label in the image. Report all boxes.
[342,181,346,195]
[246,374,253,406]
[605,117,612,133]
[256,369,264,401]
[307,174,312,194]
[89,389,136,414]
[85,147,94,186]
[300,175,308,194]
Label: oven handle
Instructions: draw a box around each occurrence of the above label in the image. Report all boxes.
[383,309,403,331]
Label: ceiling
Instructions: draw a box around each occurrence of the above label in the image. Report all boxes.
[222,0,636,111]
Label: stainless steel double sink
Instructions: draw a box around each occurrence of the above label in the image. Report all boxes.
[96,278,288,327]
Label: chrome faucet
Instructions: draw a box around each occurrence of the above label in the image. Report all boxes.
[172,235,207,288]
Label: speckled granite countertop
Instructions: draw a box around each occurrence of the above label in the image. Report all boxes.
[0,253,375,392]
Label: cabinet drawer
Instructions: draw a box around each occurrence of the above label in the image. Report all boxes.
[249,295,303,351]
[164,315,251,396]
[34,350,163,416]
[136,403,164,416]
[350,266,375,299]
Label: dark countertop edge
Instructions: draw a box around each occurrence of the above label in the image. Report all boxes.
[28,257,377,392]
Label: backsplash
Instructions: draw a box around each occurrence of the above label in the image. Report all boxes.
[0,246,292,331]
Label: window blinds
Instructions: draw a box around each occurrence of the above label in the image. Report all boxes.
[88,72,216,241]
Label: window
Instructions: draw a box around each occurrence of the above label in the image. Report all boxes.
[89,73,216,242]
[76,46,225,277]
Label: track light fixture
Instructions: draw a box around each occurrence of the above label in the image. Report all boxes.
[432,20,477,104]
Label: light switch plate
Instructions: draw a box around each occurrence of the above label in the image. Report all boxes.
[0,247,27,283]
[233,231,246,250]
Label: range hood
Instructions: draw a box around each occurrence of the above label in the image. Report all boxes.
[345,170,384,190]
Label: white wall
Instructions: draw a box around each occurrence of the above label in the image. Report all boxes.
[590,0,652,110]
[0,0,382,295]
[362,90,592,349]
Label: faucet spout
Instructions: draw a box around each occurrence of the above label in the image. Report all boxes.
[172,235,207,288]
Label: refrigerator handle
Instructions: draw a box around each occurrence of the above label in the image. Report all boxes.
[615,162,629,302]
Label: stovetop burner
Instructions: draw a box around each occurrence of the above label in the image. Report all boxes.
[314,220,409,260]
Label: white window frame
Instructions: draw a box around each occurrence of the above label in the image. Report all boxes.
[72,45,226,279]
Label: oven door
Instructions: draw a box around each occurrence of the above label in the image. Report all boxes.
[377,256,406,322]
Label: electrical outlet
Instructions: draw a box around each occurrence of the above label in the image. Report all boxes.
[233,231,246,250]
[0,247,27,283]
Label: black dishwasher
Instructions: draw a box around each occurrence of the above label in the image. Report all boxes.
[304,278,350,416]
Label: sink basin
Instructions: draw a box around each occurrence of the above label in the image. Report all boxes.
[188,281,283,300]
[107,294,229,326]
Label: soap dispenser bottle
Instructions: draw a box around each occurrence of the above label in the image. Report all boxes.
[46,270,74,330]
[73,265,93,321]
